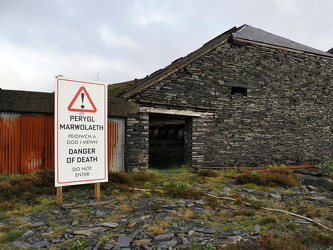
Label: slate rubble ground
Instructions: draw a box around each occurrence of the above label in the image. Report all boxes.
[2,172,333,249]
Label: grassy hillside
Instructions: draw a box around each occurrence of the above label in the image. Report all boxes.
[108,80,137,97]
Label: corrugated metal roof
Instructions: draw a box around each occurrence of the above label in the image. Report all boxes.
[233,25,333,58]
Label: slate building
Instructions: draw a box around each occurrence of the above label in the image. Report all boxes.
[118,24,333,171]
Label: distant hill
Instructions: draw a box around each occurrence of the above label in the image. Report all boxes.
[108,80,137,97]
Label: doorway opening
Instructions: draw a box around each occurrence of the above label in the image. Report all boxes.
[149,114,188,169]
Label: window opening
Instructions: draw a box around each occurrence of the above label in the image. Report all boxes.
[231,86,247,96]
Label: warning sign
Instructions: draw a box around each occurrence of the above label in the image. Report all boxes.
[55,77,108,187]
[67,86,97,113]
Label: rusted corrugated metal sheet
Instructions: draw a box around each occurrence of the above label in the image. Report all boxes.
[1,112,124,175]
[0,112,20,174]
[108,118,125,172]
[20,114,54,174]
[0,112,54,174]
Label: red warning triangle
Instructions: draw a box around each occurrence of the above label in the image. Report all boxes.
[67,86,97,113]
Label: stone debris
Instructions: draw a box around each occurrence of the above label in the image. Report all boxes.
[30,239,50,248]
[253,224,262,233]
[2,176,333,249]
[114,234,131,249]
[269,193,282,199]
[99,222,120,228]
[153,232,175,242]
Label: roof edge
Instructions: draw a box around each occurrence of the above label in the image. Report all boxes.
[232,24,333,59]
[233,36,333,59]
[118,26,238,98]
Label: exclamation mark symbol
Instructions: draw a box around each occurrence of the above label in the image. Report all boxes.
[81,93,85,109]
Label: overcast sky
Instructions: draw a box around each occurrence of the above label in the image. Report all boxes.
[1,0,332,92]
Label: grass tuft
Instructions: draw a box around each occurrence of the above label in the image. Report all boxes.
[0,169,55,204]
[296,205,323,218]
[303,230,333,246]
[226,233,307,250]
[236,168,299,187]
[233,209,256,217]
[164,184,204,199]
[197,170,219,177]
[147,223,165,236]
[107,172,131,185]
[0,230,21,243]
[259,217,277,225]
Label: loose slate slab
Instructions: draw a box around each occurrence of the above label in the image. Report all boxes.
[154,233,175,242]
[33,222,45,227]
[114,234,131,248]
[297,174,333,191]
[11,241,31,248]
[98,222,119,228]
[30,240,50,248]
[21,229,35,238]
[253,224,262,232]
[73,227,107,236]
[204,226,218,234]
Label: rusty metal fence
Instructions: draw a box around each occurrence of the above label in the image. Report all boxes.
[0,112,125,175]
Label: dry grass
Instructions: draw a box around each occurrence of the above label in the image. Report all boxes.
[256,233,307,250]
[146,223,165,235]
[215,209,230,220]
[197,170,220,177]
[119,204,133,213]
[205,196,219,208]
[0,169,55,204]
[259,216,277,225]
[296,205,324,218]
[170,209,195,220]
[0,230,22,244]
[116,195,128,202]
[303,230,333,246]
[233,209,256,217]
[144,219,171,236]
[157,220,171,228]
[236,168,299,187]
[164,184,204,199]
[225,233,308,250]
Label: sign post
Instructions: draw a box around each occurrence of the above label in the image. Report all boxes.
[55,76,108,204]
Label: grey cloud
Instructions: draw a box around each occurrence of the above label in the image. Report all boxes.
[0,0,332,92]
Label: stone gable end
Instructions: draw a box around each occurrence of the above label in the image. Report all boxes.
[125,39,333,170]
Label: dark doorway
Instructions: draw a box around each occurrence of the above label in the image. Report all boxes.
[149,114,186,169]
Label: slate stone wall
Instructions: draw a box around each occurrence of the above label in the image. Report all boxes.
[127,40,333,169]
[125,113,149,171]
[184,117,193,165]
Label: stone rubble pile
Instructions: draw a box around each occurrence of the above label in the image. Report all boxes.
[2,175,332,249]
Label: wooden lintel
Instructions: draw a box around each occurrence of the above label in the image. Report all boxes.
[139,107,214,118]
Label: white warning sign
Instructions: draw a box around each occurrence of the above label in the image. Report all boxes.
[67,86,97,113]
[55,77,108,187]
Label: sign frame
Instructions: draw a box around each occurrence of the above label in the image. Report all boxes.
[55,76,108,187]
